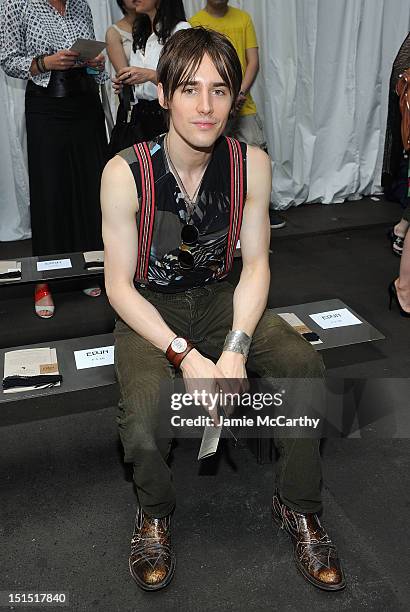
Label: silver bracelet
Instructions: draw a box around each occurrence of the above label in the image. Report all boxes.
[223,330,252,360]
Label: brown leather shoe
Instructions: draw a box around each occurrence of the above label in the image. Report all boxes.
[272,491,346,591]
[129,507,175,591]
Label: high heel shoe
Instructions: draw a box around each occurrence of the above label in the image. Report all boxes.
[388,281,410,317]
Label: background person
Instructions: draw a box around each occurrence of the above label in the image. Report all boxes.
[0,0,108,317]
[109,0,190,155]
[190,0,286,229]
[383,31,410,256]
[389,229,410,316]
[106,0,136,77]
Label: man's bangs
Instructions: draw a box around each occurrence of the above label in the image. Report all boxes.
[174,54,203,92]
[174,50,234,96]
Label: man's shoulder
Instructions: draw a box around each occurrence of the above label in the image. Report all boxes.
[116,138,164,165]
[246,144,270,169]
[116,146,138,166]
[215,135,247,159]
[246,145,271,197]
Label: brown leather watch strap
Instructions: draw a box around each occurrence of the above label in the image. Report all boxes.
[165,337,194,369]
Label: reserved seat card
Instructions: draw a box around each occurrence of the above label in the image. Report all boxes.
[74,345,114,370]
[37,258,72,271]
[309,308,362,329]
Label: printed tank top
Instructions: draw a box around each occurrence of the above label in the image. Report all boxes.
[118,134,247,293]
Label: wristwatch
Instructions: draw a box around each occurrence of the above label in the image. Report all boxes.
[165,337,194,369]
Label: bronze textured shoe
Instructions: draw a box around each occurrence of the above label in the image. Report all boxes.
[129,506,175,591]
[272,491,346,591]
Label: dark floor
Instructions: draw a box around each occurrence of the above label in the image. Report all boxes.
[1,198,409,611]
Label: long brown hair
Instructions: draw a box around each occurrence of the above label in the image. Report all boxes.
[157,27,242,106]
[132,0,187,52]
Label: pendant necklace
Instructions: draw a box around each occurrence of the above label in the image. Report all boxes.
[164,135,210,222]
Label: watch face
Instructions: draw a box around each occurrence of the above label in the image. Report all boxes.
[171,337,188,354]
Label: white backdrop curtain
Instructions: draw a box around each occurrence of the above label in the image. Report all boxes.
[1,0,410,239]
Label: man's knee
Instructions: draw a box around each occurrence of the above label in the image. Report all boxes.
[283,335,324,378]
[251,312,325,378]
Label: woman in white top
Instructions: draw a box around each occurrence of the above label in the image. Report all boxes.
[106,0,135,74]
[110,0,190,153]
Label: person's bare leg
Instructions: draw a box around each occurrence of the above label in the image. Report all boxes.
[395,230,410,311]
[393,218,409,237]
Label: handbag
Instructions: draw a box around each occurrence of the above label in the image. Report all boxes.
[108,85,144,157]
[396,68,410,151]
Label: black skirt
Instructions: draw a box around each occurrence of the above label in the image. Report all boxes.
[25,70,108,256]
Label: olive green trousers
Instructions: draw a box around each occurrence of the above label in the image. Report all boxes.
[114,282,325,517]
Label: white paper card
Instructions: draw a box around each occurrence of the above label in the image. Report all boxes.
[37,259,72,271]
[74,346,114,370]
[309,308,362,329]
[70,39,106,60]
[197,423,222,460]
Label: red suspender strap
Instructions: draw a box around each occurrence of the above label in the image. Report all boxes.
[224,137,245,274]
[133,142,156,283]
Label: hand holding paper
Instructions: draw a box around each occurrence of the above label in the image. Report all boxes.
[69,39,106,61]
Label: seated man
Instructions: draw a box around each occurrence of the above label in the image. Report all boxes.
[101,27,345,592]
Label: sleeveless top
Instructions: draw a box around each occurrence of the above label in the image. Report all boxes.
[118,134,247,293]
[110,24,133,63]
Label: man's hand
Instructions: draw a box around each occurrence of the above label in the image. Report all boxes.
[180,349,227,425]
[216,351,249,415]
[216,351,247,381]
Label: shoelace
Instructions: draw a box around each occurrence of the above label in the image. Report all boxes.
[273,495,337,573]
[131,534,171,566]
